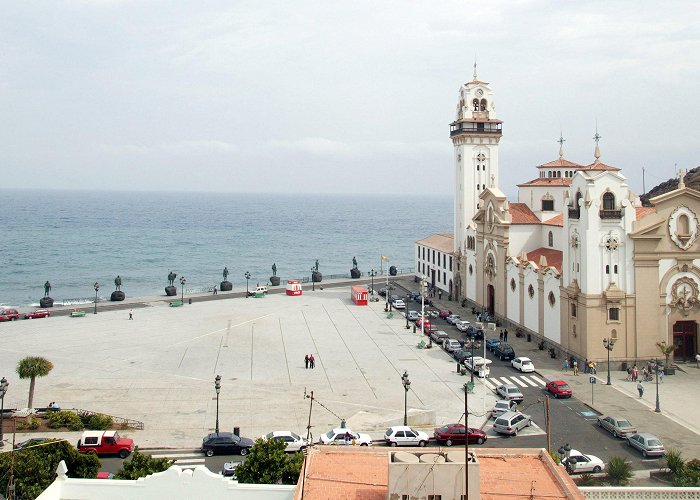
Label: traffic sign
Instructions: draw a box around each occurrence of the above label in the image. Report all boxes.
[589,376,596,384]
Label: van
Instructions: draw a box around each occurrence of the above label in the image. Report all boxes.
[249,285,268,296]
[493,411,531,436]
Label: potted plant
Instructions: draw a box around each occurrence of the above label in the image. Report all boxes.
[538,340,546,351]
[549,347,557,358]
[656,341,676,375]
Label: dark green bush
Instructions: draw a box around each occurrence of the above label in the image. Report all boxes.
[606,456,632,486]
[686,459,700,472]
[578,473,595,486]
[85,414,113,430]
[47,411,84,431]
[664,449,685,475]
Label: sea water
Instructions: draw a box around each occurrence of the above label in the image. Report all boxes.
[0,190,452,306]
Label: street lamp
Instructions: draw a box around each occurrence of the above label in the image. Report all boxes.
[420,276,427,335]
[0,377,8,448]
[405,294,411,329]
[369,269,376,295]
[244,271,251,298]
[603,338,616,385]
[401,370,410,425]
[655,358,661,413]
[180,276,186,303]
[93,282,99,314]
[558,443,571,462]
[214,374,221,434]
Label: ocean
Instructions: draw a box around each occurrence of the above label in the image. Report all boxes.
[0,190,452,306]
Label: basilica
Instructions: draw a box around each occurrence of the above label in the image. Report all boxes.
[416,69,699,365]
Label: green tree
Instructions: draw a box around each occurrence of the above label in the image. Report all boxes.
[0,438,100,499]
[16,356,54,408]
[656,341,676,372]
[114,449,174,479]
[234,438,303,485]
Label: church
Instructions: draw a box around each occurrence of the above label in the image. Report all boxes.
[416,68,699,366]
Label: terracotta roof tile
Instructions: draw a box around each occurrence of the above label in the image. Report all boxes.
[538,158,582,168]
[479,453,575,499]
[508,203,540,224]
[525,247,563,273]
[579,160,621,171]
[542,214,564,226]
[517,178,572,187]
[416,233,454,254]
[636,206,656,220]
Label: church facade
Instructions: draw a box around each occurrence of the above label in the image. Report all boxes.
[416,70,699,365]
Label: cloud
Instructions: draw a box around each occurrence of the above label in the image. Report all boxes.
[100,139,238,156]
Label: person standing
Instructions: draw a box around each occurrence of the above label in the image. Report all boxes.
[310,354,315,369]
[573,360,579,376]
[499,330,504,341]
[632,366,639,382]
[304,354,309,369]
[696,353,700,369]
[584,358,589,374]
[563,359,569,372]
[503,329,508,342]
[637,381,644,398]
[129,309,133,320]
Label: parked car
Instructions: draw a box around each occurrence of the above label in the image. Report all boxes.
[443,339,462,353]
[455,320,471,332]
[464,356,491,378]
[378,288,387,297]
[202,432,254,456]
[96,472,115,479]
[546,380,573,399]
[438,309,451,319]
[626,433,665,457]
[425,308,439,319]
[493,411,532,436]
[384,426,430,447]
[389,295,400,303]
[430,330,450,344]
[319,428,372,446]
[597,416,637,438]
[416,318,436,333]
[260,430,309,452]
[77,431,134,458]
[485,338,501,352]
[491,399,518,419]
[247,285,268,296]
[445,314,461,325]
[24,309,50,319]
[562,450,605,474]
[511,357,535,373]
[409,291,421,301]
[406,310,421,321]
[0,308,20,322]
[494,343,515,361]
[392,299,406,309]
[222,461,239,478]
[496,384,524,402]
[433,424,486,446]
[465,326,484,340]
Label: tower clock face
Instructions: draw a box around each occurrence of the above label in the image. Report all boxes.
[475,89,484,97]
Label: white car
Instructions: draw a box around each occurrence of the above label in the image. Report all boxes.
[491,399,518,419]
[561,450,605,474]
[445,314,461,325]
[464,356,492,378]
[511,357,535,373]
[443,339,461,353]
[392,299,406,309]
[406,310,421,321]
[384,426,430,447]
[319,428,372,446]
[455,320,471,332]
[260,430,309,452]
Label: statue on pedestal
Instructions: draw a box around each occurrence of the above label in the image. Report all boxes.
[111,275,125,301]
[40,281,54,308]
[350,257,361,279]
[270,263,280,286]
[165,271,178,296]
[220,266,233,291]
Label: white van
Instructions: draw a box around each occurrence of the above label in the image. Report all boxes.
[464,356,492,378]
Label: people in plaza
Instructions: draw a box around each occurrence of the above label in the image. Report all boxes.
[573,360,579,376]
[637,381,644,398]
[563,358,569,372]
[659,369,665,383]
[632,366,639,382]
[128,309,133,320]
[309,354,315,369]
[589,361,596,374]
[344,431,351,445]
[499,330,504,341]
[305,354,309,369]
[696,353,700,369]
[213,286,217,295]
[584,358,589,374]
[503,329,508,341]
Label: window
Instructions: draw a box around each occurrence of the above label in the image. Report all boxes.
[605,265,610,274]
[548,171,552,178]
[480,98,487,111]
[428,495,442,500]
[510,278,516,291]
[422,247,425,259]
[571,303,577,317]
[472,98,479,111]
[614,265,618,274]
[449,256,453,271]
[469,264,473,275]
[678,214,691,236]
[528,284,535,298]
[542,199,554,211]
[402,496,410,500]
[609,308,619,321]
[548,291,556,306]
[548,231,554,247]
[603,192,615,210]
[417,246,420,259]
[432,250,435,263]
[477,164,480,171]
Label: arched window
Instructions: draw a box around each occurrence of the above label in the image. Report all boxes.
[548,231,554,247]
[510,278,516,291]
[605,265,610,274]
[482,184,485,190]
[480,98,487,111]
[548,171,552,178]
[678,214,690,236]
[472,99,479,111]
[575,191,583,208]
[614,265,618,274]
[528,284,535,298]
[548,291,556,306]
[557,171,561,178]
[603,192,615,210]
[476,164,480,171]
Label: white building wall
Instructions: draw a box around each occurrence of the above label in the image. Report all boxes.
[506,262,520,324]
[509,226,541,258]
[466,250,477,301]
[523,268,539,332]
[415,244,454,294]
[543,272,561,344]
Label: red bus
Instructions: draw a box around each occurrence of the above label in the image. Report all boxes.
[286,280,303,296]
[351,285,368,305]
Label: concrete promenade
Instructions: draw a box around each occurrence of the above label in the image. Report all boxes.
[0,278,495,449]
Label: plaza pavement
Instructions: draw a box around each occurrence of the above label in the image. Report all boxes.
[0,278,496,449]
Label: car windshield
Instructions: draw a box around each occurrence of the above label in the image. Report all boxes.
[290,432,300,440]
[648,439,662,446]
[438,425,451,433]
[325,431,335,439]
[618,420,632,427]
[507,388,520,393]
[265,432,275,439]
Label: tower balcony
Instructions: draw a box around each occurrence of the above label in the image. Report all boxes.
[450,121,503,136]
[599,209,623,220]
[568,207,580,219]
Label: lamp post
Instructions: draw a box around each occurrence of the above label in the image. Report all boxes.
[311,268,315,292]
[420,276,426,335]
[214,374,221,433]
[369,269,376,295]
[180,276,186,303]
[405,294,411,329]
[93,282,99,314]
[0,377,8,448]
[401,370,410,425]
[603,338,616,385]
[558,443,571,469]
[244,271,251,297]
[655,358,661,413]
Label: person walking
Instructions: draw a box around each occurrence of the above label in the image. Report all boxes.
[573,360,579,376]
[632,366,639,382]
[637,381,644,398]
[503,329,508,342]
[584,358,589,374]
[563,358,569,372]
[305,354,309,369]
[310,354,315,369]
[128,309,133,320]
[696,353,700,369]
[344,431,351,446]
[659,368,665,383]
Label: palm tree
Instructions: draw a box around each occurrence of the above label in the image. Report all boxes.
[656,341,675,373]
[16,356,54,408]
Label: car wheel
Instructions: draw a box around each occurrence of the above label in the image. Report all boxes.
[205,449,214,457]
[418,440,427,447]
[390,441,397,447]
[513,427,518,436]
[240,448,248,456]
[643,450,648,458]
[593,466,602,473]
[613,431,618,438]
[446,439,453,447]
[118,449,129,459]
[477,437,485,445]
[527,419,532,427]
[360,443,368,446]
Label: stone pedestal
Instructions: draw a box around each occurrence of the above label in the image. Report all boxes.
[350,268,361,279]
[110,291,125,302]
[165,286,177,296]
[270,276,281,287]
[389,265,398,276]
[40,297,54,308]
[220,281,233,292]
[312,271,323,283]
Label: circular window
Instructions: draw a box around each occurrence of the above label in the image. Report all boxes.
[510,278,516,291]
[528,284,534,298]
[548,291,556,306]
[468,264,473,275]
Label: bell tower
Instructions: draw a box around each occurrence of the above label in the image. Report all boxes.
[451,63,503,254]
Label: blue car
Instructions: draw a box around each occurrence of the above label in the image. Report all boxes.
[485,338,501,352]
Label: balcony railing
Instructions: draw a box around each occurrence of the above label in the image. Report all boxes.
[568,207,580,219]
[599,209,623,219]
[450,123,502,136]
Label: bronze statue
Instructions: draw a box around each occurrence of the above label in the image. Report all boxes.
[114,275,122,291]
[352,256,358,269]
[44,281,52,297]
[272,263,277,276]
[314,259,320,272]
[168,271,177,286]
[223,267,229,280]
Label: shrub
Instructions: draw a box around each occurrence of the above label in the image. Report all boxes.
[673,469,700,487]
[686,459,700,472]
[548,450,560,465]
[664,448,685,475]
[85,414,113,430]
[606,456,633,486]
[578,473,595,486]
[16,420,28,430]
[47,410,84,431]
[28,417,40,430]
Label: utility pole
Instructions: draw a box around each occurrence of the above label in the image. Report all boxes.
[464,383,469,498]
[545,396,551,453]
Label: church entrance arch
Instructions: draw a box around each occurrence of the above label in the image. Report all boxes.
[487,285,495,315]
[673,321,697,361]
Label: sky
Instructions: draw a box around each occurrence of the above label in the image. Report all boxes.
[1,1,699,197]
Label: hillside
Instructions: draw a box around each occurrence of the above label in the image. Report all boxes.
[640,166,700,206]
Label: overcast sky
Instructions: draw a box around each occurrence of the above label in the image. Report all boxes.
[1,1,698,197]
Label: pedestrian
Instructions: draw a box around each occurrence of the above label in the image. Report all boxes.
[563,358,569,372]
[439,290,442,300]
[310,354,315,369]
[659,369,664,383]
[637,381,644,398]
[584,358,589,374]
[503,329,508,342]
[696,353,700,369]
[573,360,579,376]
[305,354,309,369]
[213,286,217,295]
[499,330,504,341]
[632,366,639,382]
[128,309,133,320]
[344,431,351,446]
[590,361,597,374]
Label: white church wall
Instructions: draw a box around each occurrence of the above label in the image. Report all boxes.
[466,250,477,301]
[523,268,539,333]
[661,259,677,282]
[509,226,541,257]
[543,273,561,344]
[506,263,520,324]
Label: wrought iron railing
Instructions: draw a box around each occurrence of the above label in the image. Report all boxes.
[599,209,623,219]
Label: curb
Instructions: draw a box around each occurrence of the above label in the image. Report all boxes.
[137,447,201,454]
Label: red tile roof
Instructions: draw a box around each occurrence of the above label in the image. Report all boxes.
[509,203,540,224]
[579,160,621,171]
[542,214,564,226]
[538,158,582,168]
[525,247,563,273]
[635,206,656,220]
[517,178,572,187]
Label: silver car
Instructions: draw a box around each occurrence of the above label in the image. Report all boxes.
[496,384,524,402]
[429,330,450,344]
[627,433,665,457]
[597,416,637,438]
[406,310,421,321]
[445,314,461,325]
[493,411,531,436]
[443,339,461,352]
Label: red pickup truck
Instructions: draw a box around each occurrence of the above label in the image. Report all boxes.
[0,309,20,322]
[77,430,134,458]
